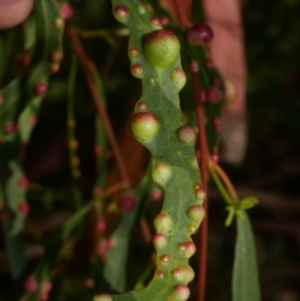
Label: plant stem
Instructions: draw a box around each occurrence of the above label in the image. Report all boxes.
[171,0,192,27]
[67,25,131,190]
[208,162,235,206]
[100,182,127,198]
[140,217,152,244]
[209,161,238,201]
[73,27,129,38]
[192,73,209,301]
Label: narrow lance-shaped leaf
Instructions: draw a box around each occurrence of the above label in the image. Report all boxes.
[0,183,26,279]
[232,211,261,301]
[61,202,94,241]
[104,170,152,292]
[95,1,205,300]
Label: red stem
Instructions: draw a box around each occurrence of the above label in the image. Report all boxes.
[67,25,131,189]
[172,0,188,27]
[192,73,209,301]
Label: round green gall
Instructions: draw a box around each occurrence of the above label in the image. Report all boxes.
[187,205,205,230]
[152,162,172,187]
[160,254,171,263]
[130,112,159,143]
[173,285,190,301]
[153,233,167,249]
[130,64,144,79]
[113,5,129,23]
[143,30,180,70]
[156,269,165,279]
[186,224,198,235]
[128,47,139,58]
[172,265,195,284]
[150,17,161,28]
[154,213,173,235]
[136,101,148,112]
[93,294,112,301]
[177,126,197,145]
[172,69,186,91]
[178,241,196,258]
[194,184,206,201]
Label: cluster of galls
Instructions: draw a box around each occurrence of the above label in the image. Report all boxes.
[151,184,206,300]
[111,4,209,301]
[128,27,187,146]
[187,23,226,136]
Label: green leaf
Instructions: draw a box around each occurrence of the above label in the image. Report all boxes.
[3,225,26,279]
[24,13,36,50]
[104,174,150,292]
[105,0,204,300]
[225,206,235,227]
[104,210,135,292]
[239,197,259,210]
[0,184,25,279]
[232,211,261,301]
[5,161,27,235]
[18,96,42,142]
[61,202,94,241]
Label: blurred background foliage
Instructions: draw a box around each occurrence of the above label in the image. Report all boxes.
[1,0,300,300]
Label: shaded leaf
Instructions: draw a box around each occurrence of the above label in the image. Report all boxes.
[62,202,94,241]
[5,161,27,235]
[104,175,150,292]
[2,220,25,279]
[233,211,261,301]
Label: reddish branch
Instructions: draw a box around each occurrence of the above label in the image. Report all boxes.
[171,0,192,27]
[66,25,131,189]
[67,26,154,248]
[170,1,209,300]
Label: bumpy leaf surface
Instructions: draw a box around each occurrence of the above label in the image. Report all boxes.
[100,0,205,300]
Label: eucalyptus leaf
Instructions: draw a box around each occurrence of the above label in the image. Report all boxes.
[103,0,205,300]
[232,211,261,301]
[104,174,151,292]
[62,202,94,241]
